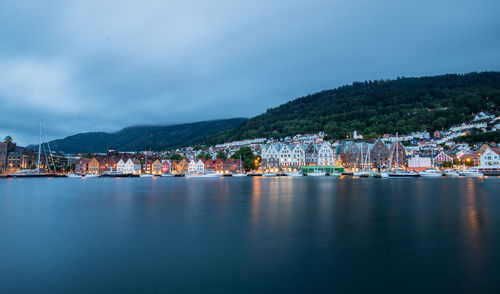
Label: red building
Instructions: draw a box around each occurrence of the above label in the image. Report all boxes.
[161,160,171,174]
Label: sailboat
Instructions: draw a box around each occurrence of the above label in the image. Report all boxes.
[387,133,418,177]
[233,155,247,177]
[12,120,60,178]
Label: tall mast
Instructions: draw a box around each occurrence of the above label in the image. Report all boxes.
[396,132,399,171]
[37,119,42,172]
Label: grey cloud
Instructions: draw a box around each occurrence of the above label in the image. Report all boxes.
[1,0,499,145]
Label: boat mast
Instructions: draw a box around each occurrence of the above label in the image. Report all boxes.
[37,119,42,172]
[396,132,399,171]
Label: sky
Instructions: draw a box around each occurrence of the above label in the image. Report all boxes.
[1,0,499,145]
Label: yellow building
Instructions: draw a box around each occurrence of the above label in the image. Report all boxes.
[88,157,100,174]
[152,159,162,175]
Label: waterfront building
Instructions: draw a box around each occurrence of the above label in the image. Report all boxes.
[261,143,281,169]
[143,159,153,174]
[125,158,141,174]
[291,144,307,167]
[188,159,198,174]
[203,159,214,171]
[117,158,127,173]
[195,160,205,174]
[0,136,38,173]
[407,156,432,171]
[161,160,171,174]
[278,144,293,168]
[433,151,453,166]
[317,142,335,166]
[370,139,390,169]
[152,159,162,175]
[105,158,118,172]
[178,158,189,174]
[304,144,318,166]
[75,158,92,174]
[88,158,100,174]
[478,147,500,175]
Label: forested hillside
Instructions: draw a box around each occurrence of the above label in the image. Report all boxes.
[48,118,247,153]
[209,72,500,142]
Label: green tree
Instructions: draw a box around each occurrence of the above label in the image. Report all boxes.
[197,152,211,160]
[170,153,184,160]
[216,150,227,161]
[84,152,94,158]
[231,147,256,170]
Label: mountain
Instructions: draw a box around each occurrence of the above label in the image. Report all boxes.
[208,72,500,142]
[48,118,247,153]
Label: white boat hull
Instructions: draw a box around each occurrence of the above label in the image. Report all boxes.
[186,174,222,178]
[83,174,99,178]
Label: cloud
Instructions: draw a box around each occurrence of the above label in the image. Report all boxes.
[0,0,499,145]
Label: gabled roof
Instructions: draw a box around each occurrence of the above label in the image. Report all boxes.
[272,143,284,152]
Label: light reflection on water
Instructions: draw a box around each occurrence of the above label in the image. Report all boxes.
[0,177,499,293]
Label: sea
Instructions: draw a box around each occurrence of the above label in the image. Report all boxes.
[1,176,499,293]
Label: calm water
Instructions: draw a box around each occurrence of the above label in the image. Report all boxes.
[1,177,499,293]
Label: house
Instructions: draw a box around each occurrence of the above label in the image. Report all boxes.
[278,144,293,167]
[291,144,307,167]
[317,142,335,166]
[407,156,432,171]
[305,144,318,166]
[188,159,198,174]
[196,160,205,173]
[161,160,171,174]
[87,157,100,174]
[125,158,141,174]
[433,151,452,166]
[105,158,118,172]
[152,159,163,175]
[178,158,189,174]
[370,139,390,169]
[203,159,214,171]
[479,147,500,168]
[117,158,127,173]
[75,158,91,174]
[143,159,153,174]
[214,158,225,173]
[261,143,280,169]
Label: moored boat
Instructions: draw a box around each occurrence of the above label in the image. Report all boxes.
[444,170,459,177]
[263,173,277,177]
[306,171,326,177]
[419,169,444,177]
[459,168,484,178]
[67,173,83,178]
[186,171,222,178]
[82,174,99,178]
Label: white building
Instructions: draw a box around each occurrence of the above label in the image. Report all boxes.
[196,160,205,173]
[125,158,141,174]
[279,144,293,167]
[317,142,335,166]
[262,143,281,168]
[117,159,127,173]
[188,159,198,174]
[480,147,500,167]
[291,144,307,166]
[408,156,432,169]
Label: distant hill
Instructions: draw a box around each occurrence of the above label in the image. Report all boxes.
[208,72,500,142]
[48,118,247,153]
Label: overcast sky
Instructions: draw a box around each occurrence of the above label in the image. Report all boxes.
[1,0,499,145]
